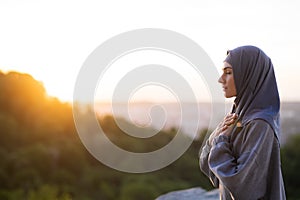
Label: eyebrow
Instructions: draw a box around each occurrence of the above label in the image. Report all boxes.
[222,67,232,71]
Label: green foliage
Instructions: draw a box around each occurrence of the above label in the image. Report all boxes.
[2,71,299,199]
[9,71,300,199]
[119,175,159,200]
[281,134,300,199]
[99,115,173,153]
[27,184,72,200]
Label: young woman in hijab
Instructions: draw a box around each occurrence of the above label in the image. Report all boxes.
[199,46,286,200]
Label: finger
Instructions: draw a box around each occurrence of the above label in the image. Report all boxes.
[227,114,238,123]
[224,113,236,121]
[224,113,233,119]
[224,118,236,126]
[216,124,227,133]
[232,113,238,119]
[220,113,238,130]
[221,124,228,131]
[228,113,238,120]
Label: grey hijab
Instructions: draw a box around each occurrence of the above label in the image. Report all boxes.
[225,45,280,141]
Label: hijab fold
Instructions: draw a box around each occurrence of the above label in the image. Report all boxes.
[224,46,280,141]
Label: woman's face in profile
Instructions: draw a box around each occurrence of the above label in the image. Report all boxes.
[218,62,237,98]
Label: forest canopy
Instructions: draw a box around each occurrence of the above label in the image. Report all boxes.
[0,71,211,200]
[0,71,299,199]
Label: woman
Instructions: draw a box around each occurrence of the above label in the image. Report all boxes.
[199,46,286,199]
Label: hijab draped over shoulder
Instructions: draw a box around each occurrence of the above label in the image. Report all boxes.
[224,45,280,141]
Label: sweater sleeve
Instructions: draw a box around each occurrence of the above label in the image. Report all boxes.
[208,119,275,199]
[199,136,219,187]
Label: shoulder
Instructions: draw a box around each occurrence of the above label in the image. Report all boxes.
[244,119,272,132]
[239,119,274,144]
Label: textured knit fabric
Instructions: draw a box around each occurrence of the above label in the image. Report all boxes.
[200,119,286,199]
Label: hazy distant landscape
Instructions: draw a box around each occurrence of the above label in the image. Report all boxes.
[95,101,300,144]
[280,102,300,143]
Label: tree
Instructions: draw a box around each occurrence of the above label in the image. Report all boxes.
[281,134,300,199]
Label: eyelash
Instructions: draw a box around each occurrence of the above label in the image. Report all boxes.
[225,71,231,75]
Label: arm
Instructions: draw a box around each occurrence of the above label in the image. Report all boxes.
[208,119,275,199]
[199,138,219,187]
[199,113,238,187]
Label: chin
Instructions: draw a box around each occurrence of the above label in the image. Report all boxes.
[224,93,235,98]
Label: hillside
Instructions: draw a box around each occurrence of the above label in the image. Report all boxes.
[0,71,212,199]
[0,71,299,199]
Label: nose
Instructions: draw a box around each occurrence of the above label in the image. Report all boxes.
[218,74,224,84]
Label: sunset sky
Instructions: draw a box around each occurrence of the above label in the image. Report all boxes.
[1,0,299,102]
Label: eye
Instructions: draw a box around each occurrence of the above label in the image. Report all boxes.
[225,70,232,75]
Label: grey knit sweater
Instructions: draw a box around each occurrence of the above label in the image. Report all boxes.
[199,119,286,200]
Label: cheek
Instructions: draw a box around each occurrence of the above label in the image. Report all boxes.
[228,77,235,88]
[230,78,237,93]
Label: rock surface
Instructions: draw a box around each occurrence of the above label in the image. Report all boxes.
[156,187,219,200]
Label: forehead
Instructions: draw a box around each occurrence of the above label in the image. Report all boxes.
[222,62,233,70]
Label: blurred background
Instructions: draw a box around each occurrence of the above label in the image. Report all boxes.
[1,0,300,199]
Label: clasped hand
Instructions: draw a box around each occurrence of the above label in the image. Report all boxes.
[208,113,238,145]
